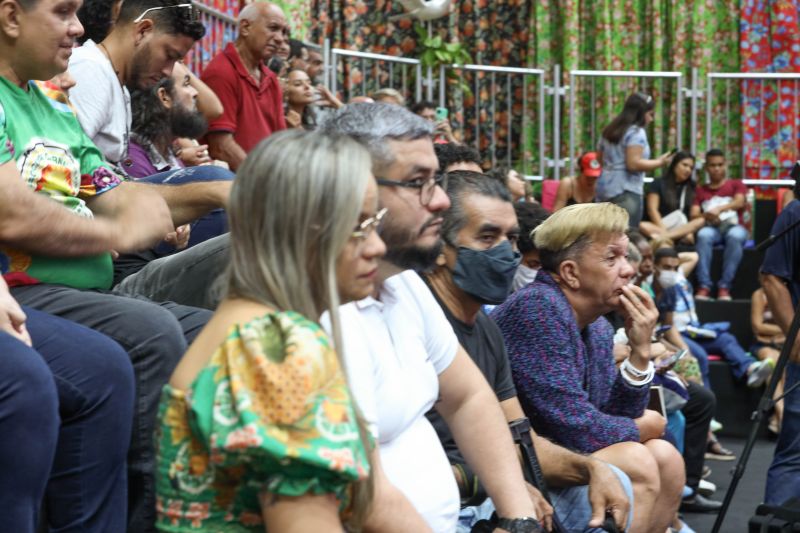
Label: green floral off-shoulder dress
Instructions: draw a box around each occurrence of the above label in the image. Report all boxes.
[155,311,369,531]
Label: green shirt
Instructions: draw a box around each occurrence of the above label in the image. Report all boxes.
[155,311,370,531]
[0,77,120,289]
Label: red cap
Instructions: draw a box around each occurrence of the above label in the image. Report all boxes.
[578,152,602,177]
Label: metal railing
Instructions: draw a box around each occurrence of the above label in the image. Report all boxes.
[436,63,546,176]
[329,48,423,103]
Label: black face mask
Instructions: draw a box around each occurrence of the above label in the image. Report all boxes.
[451,240,521,305]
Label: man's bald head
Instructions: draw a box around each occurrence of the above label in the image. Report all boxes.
[237,2,289,62]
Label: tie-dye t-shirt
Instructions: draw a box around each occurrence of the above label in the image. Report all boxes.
[0,77,121,290]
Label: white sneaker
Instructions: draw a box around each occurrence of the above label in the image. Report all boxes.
[698,479,717,497]
[747,359,774,388]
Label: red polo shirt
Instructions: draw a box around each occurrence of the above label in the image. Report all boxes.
[201,42,286,153]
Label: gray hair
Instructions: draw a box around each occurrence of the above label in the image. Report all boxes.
[225,129,374,524]
[441,170,512,245]
[320,103,433,171]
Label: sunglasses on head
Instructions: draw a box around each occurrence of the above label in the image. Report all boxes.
[133,3,199,24]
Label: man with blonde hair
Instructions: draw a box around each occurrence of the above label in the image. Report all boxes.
[492,203,686,533]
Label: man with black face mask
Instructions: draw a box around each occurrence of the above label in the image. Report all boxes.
[423,171,632,532]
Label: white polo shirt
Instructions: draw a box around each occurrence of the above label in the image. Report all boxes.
[327,270,460,532]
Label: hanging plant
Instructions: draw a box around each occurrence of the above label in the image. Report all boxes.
[414,23,472,94]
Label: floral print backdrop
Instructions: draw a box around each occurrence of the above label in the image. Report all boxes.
[194,1,797,189]
[740,0,800,191]
[301,0,741,178]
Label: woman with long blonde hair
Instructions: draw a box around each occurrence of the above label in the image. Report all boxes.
[154,129,385,531]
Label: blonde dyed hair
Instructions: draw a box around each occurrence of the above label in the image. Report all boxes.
[226,129,374,525]
[534,202,629,272]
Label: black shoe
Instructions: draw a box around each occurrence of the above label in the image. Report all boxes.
[680,493,723,513]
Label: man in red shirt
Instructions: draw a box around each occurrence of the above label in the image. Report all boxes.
[690,148,749,301]
[201,2,288,170]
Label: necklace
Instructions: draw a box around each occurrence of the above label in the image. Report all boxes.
[97,42,123,83]
[96,41,132,169]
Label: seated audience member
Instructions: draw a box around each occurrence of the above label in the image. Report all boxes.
[305,46,325,83]
[283,69,342,130]
[751,287,786,433]
[156,131,379,531]
[411,100,458,144]
[652,247,772,390]
[690,149,749,301]
[425,171,631,532]
[0,277,134,532]
[125,62,228,257]
[628,230,655,294]
[77,0,123,44]
[68,0,206,168]
[641,151,705,244]
[287,38,309,71]
[492,203,685,532]
[0,2,229,528]
[435,142,482,173]
[552,151,601,211]
[512,202,550,291]
[323,103,541,532]
[489,166,530,203]
[372,87,406,106]
[201,2,289,170]
[265,34,291,76]
[128,62,212,178]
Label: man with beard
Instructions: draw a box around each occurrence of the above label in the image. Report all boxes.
[201,2,289,170]
[127,61,210,178]
[321,103,542,532]
[68,0,204,169]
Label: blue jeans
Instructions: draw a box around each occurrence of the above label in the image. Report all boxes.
[765,362,800,505]
[607,191,643,228]
[682,331,754,381]
[0,307,135,532]
[139,165,233,251]
[457,464,634,532]
[10,286,212,533]
[695,224,748,290]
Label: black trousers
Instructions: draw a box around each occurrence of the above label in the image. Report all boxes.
[683,381,716,490]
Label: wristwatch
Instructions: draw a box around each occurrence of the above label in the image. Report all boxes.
[496,516,543,533]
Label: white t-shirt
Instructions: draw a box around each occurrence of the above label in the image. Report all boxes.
[68,40,131,165]
[325,270,460,532]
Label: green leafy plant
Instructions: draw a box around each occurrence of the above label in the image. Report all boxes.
[414,23,472,94]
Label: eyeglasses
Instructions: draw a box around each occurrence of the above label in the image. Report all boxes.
[134,3,198,24]
[375,173,448,206]
[351,208,387,241]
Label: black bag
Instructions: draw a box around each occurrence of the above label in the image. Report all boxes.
[749,498,800,532]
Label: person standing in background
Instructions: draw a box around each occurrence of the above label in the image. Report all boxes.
[597,92,672,227]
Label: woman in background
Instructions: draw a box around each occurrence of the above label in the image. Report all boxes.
[641,151,705,244]
[597,92,672,227]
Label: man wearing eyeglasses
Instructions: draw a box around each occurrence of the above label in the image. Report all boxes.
[201,2,289,170]
[320,103,543,533]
